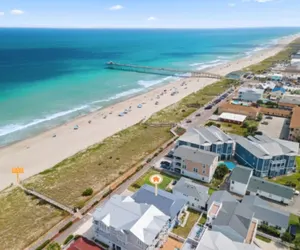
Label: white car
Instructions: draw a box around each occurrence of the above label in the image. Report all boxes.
[293,189,299,195]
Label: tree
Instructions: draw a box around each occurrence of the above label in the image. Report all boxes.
[257,113,263,121]
[256,100,264,105]
[47,242,61,250]
[294,237,300,249]
[214,164,229,180]
[281,232,293,243]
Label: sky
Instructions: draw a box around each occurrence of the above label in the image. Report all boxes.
[0,0,300,28]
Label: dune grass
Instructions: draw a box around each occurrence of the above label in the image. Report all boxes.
[24,124,173,207]
[245,38,300,73]
[0,187,65,250]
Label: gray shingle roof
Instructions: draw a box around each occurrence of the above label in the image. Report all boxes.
[248,176,294,200]
[242,195,290,229]
[132,184,186,219]
[207,190,237,212]
[212,201,254,240]
[230,165,252,184]
[93,195,170,245]
[173,177,209,203]
[173,145,218,165]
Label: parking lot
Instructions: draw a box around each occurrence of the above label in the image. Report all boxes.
[258,116,290,139]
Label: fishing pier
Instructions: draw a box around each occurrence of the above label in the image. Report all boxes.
[106,61,223,79]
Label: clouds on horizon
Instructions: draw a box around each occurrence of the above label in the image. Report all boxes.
[10,9,24,15]
[147,16,157,21]
[109,5,123,11]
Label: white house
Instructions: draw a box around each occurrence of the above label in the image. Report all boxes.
[93,195,170,250]
[238,87,264,102]
[229,165,253,196]
[229,165,294,204]
[172,177,210,211]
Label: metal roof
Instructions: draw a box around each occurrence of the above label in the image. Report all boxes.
[241,195,290,229]
[248,176,294,200]
[219,112,247,123]
[93,195,170,245]
[196,230,261,250]
[178,125,233,146]
[131,184,186,219]
[230,165,252,184]
[280,94,300,105]
[207,190,236,213]
[173,145,218,165]
[173,177,209,202]
[239,87,264,95]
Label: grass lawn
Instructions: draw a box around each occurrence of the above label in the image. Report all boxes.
[208,188,217,195]
[24,124,173,207]
[0,187,66,250]
[256,235,271,243]
[270,156,300,190]
[129,169,179,191]
[172,209,201,238]
[289,214,300,238]
[199,213,207,225]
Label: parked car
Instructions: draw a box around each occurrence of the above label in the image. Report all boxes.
[161,161,171,166]
[172,180,177,185]
[261,121,269,125]
[195,113,201,117]
[186,119,192,123]
[293,189,299,195]
[205,105,212,110]
[255,131,263,135]
[265,116,273,120]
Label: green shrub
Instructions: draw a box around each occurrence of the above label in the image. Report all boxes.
[281,232,293,243]
[59,221,73,233]
[63,234,74,245]
[82,188,93,196]
[214,164,229,180]
[258,224,280,237]
[35,239,51,250]
[46,242,61,250]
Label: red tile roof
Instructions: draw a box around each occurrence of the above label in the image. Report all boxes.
[68,237,104,250]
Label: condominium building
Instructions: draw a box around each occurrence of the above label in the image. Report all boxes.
[289,106,300,142]
[234,134,298,178]
[218,103,259,119]
[93,195,170,250]
[172,145,219,183]
[238,87,264,102]
[176,125,234,160]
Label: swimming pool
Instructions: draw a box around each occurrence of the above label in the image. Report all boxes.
[218,161,236,171]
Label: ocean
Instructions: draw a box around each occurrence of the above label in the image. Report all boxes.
[0,27,299,146]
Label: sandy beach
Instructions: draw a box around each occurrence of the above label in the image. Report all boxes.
[0,33,299,191]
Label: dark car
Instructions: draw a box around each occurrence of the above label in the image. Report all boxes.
[205,105,212,110]
[186,119,192,123]
[265,116,273,119]
[195,113,201,117]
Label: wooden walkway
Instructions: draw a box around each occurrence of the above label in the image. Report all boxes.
[106,62,223,79]
[19,184,81,217]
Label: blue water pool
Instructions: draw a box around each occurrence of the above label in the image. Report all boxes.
[218,161,236,171]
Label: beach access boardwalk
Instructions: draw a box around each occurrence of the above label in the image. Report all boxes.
[106,61,223,79]
[18,184,82,218]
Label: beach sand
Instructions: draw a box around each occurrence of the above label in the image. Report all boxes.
[0,34,299,191]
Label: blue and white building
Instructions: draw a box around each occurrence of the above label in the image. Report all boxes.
[175,126,234,160]
[234,134,298,178]
[238,87,264,102]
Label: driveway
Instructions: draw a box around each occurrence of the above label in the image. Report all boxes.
[255,239,289,250]
[268,195,300,216]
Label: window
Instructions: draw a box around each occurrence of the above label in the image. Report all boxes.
[193,168,198,173]
[231,180,235,184]
[182,165,186,169]
[202,170,205,174]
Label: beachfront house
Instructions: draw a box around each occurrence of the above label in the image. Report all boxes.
[131,184,187,228]
[175,125,234,160]
[172,177,209,211]
[238,87,264,102]
[93,195,170,250]
[172,145,219,183]
[234,134,298,178]
[229,165,294,204]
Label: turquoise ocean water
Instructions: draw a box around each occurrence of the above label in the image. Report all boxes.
[0,28,299,146]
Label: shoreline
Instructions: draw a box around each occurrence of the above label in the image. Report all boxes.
[0,33,299,191]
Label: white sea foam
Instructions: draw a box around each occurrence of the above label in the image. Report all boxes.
[189,59,228,70]
[137,76,175,88]
[0,104,90,137]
